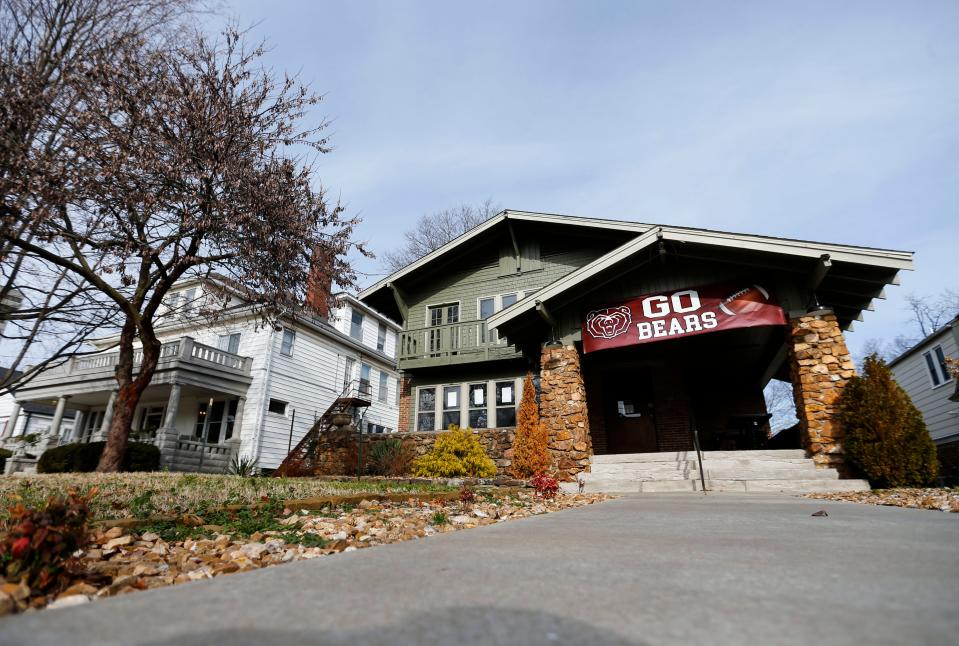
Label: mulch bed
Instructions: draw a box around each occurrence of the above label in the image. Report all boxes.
[805,488,959,512]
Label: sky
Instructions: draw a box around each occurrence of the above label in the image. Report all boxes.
[214,0,958,356]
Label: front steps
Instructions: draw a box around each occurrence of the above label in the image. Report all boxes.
[568,449,870,494]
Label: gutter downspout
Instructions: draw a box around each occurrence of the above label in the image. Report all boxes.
[252,326,278,468]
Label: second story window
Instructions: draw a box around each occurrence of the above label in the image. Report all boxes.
[377,322,387,351]
[280,329,295,356]
[218,333,241,354]
[343,357,355,390]
[428,303,459,327]
[183,287,198,313]
[923,345,952,387]
[378,371,389,403]
[350,310,364,340]
[359,363,372,397]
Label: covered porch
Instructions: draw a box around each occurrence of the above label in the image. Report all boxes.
[3,337,253,473]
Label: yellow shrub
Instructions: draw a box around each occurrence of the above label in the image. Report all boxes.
[412,426,497,478]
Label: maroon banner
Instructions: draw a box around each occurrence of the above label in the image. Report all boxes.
[582,283,786,353]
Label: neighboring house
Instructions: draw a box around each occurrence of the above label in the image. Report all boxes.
[0,380,76,443]
[0,288,23,336]
[889,315,959,483]
[359,210,909,485]
[1,279,401,473]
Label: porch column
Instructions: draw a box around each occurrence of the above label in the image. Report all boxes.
[156,383,182,459]
[1,401,21,440]
[230,396,246,440]
[786,309,857,472]
[48,395,70,439]
[70,410,85,442]
[94,390,118,441]
[539,344,592,481]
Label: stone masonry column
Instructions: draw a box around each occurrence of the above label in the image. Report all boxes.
[539,344,592,481]
[786,309,857,472]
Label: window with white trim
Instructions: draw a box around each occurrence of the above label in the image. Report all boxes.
[280,329,295,356]
[376,322,387,351]
[417,388,436,431]
[468,383,488,428]
[359,363,372,398]
[350,309,364,340]
[442,385,461,430]
[495,381,517,426]
[923,345,952,387]
[218,332,241,354]
[378,371,389,403]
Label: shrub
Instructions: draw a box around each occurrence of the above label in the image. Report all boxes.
[0,447,11,472]
[511,373,552,478]
[37,441,160,473]
[0,489,93,593]
[530,473,559,499]
[412,426,496,478]
[458,484,476,504]
[228,454,259,477]
[367,438,414,476]
[838,354,939,488]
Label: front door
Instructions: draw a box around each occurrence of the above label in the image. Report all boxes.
[603,372,658,453]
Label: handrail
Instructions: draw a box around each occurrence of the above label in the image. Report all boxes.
[398,319,520,362]
[692,427,708,494]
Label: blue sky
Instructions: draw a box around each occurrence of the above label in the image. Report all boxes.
[218,1,958,354]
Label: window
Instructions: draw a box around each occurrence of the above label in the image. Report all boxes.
[468,383,488,428]
[377,322,387,351]
[166,291,181,313]
[183,287,198,313]
[478,292,528,343]
[501,293,518,309]
[428,303,459,326]
[395,377,401,406]
[268,399,288,415]
[442,385,461,430]
[218,333,241,354]
[923,345,952,387]
[378,371,389,403]
[359,363,372,397]
[224,399,239,440]
[350,310,364,340]
[479,298,495,320]
[343,357,355,390]
[495,381,517,427]
[136,406,165,439]
[417,387,436,431]
[427,303,461,354]
[280,329,295,356]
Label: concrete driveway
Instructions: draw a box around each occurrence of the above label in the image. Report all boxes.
[2,494,957,646]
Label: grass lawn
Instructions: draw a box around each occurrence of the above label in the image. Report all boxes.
[0,473,455,521]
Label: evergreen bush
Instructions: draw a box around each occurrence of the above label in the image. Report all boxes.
[37,442,160,473]
[412,426,496,478]
[511,372,552,478]
[838,354,938,487]
[0,447,11,472]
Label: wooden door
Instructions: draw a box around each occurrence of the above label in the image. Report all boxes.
[604,373,658,454]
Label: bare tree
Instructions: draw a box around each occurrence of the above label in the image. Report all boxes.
[3,28,366,471]
[858,289,959,364]
[0,0,199,390]
[382,199,499,272]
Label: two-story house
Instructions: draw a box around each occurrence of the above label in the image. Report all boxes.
[889,315,959,484]
[1,279,401,474]
[359,210,910,491]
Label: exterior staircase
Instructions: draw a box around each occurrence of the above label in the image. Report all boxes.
[572,449,870,493]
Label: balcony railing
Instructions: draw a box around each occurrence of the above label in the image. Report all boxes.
[40,336,252,381]
[398,320,522,366]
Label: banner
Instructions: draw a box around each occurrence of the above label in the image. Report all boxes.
[582,283,786,353]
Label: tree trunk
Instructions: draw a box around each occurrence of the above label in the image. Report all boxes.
[96,322,161,472]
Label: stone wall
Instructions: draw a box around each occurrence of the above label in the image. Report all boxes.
[786,310,857,472]
[539,344,592,480]
[305,426,516,476]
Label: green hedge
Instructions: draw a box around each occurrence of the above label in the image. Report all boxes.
[37,441,160,473]
[0,447,11,472]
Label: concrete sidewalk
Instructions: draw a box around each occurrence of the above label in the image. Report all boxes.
[2,494,957,646]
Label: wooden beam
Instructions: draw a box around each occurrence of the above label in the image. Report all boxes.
[386,282,409,323]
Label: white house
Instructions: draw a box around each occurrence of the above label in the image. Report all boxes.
[889,314,959,484]
[1,279,401,473]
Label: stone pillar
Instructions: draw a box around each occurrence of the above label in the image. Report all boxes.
[397,375,413,432]
[1,401,21,440]
[94,390,118,441]
[786,310,857,471]
[49,395,70,439]
[539,344,592,480]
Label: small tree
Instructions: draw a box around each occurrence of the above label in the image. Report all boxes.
[511,373,551,478]
[838,355,938,488]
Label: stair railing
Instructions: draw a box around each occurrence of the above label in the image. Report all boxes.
[691,418,708,494]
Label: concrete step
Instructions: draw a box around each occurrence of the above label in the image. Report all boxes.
[591,461,819,475]
[591,449,807,464]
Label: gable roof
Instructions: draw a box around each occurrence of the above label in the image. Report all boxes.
[889,315,959,368]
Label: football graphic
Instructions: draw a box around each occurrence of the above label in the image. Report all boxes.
[586,306,632,339]
[718,284,771,316]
